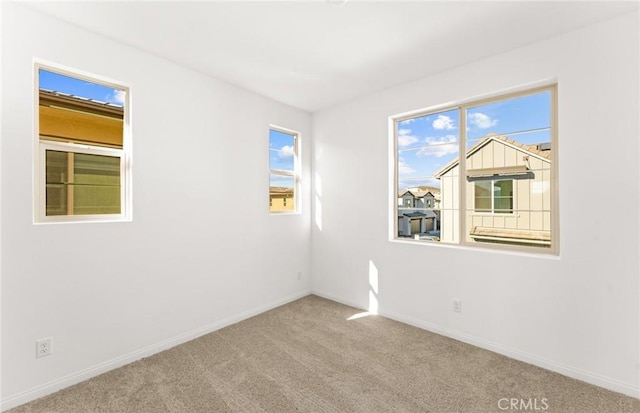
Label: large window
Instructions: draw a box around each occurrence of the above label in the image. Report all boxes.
[269,126,300,213]
[35,64,130,223]
[393,85,556,252]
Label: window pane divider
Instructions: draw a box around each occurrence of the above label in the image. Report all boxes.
[40,140,124,157]
[459,107,467,246]
[269,168,295,177]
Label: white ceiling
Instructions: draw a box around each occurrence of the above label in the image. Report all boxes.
[22,1,639,112]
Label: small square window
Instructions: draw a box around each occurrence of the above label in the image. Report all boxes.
[473,179,513,214]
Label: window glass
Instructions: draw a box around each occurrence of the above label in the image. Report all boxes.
[45,150,121,216]
[394,86,555,251]
[37,65,129,222]
[269,174,295,212]
[269,129,295,171]
[269,128,299,213]
[474,181,492,212]
[396,109,459,242]
[493,180,513,213]
[464,90,551,246]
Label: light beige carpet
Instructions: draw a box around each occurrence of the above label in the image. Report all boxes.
[7,295,639,413]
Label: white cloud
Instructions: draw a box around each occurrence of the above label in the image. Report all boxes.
[278,145,294,158]
[397,128,419,147]
[432,115,455,130]
[468,112,498,129]
[107,89,126,105]
[399,177,441,191]
[398,159,416,175]
[416,135,458,158]
[399,118,416,125]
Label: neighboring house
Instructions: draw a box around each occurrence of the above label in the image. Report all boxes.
[434,134,552,246]
[40,88,124,147]
[397,187,440,237]
[269,187,294,211]
[39,88,124,216]
[399,188,436,209]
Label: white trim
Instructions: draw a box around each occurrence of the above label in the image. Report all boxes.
[311,288,367,312]
[311,289,639,399]
[270,168,296,177]
[389,116,399,241]
[458,107,467,246]
[379,309,640,400]
[0,289,312,412]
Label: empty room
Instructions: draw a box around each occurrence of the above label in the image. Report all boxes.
[1,1,639,412]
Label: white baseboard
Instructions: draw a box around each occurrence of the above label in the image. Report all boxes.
[311,289,640,400]
[0,289,312,412]
[310,288,367,312]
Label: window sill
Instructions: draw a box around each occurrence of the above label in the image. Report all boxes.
[34,215,132,225]
[389,237,559,259]
[269,211,301,216]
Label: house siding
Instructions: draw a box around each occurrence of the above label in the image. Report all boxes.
[438,139,552,244]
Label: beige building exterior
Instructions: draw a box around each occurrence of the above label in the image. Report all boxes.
[435,134,552,247]
[40,89,124,147]
[39,89,124,216]
[269,187,294,212]
[397,187,440,238]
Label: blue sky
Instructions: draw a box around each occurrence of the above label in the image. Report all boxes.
[398,91,551,190]
[269,129,295,188]
[39,69,125,106]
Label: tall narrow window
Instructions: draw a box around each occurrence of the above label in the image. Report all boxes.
[393,85,556,252]
[396,108,459,242]
[269,127,299,213]
[36,64,130,222]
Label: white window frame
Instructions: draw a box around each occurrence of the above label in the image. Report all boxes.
[34,61,132,224]
[269,125,301,214]
[390,82,558,255]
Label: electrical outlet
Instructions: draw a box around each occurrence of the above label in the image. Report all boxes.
[36,337,52,358]
[297,271,302,280]
[452,299,462,313]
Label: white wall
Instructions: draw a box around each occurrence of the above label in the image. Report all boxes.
[311,11,639,398]
[1,3,311,409]
[2,2,638,409]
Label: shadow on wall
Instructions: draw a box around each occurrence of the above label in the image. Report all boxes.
[369,260,379,314]
[314,171,322,231]
[345,260,379,321]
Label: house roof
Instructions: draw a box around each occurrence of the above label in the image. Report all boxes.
[398,185,441,199]
[398,189,434,199]
[399,210,438,219]
[434,134,551,178]
[39,88,124,118]
[269,187,293,193]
